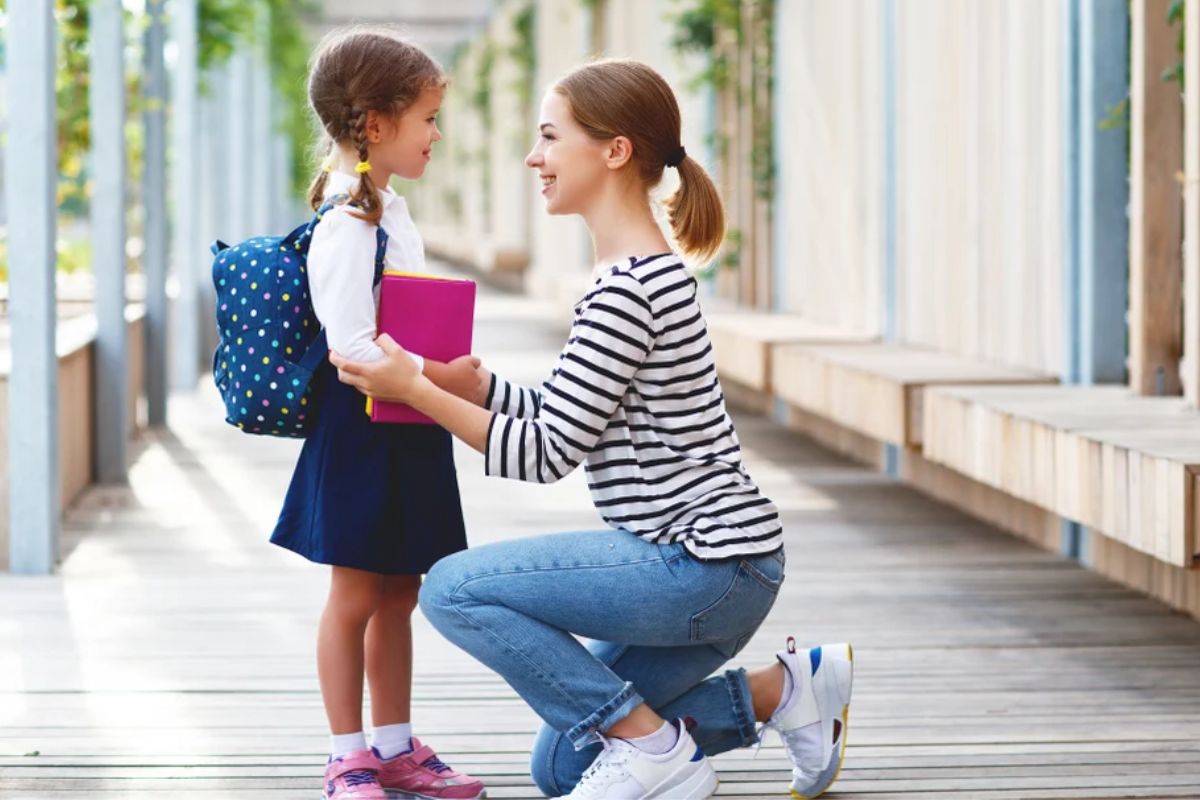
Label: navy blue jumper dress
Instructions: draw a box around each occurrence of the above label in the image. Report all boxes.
[269,214,468,575]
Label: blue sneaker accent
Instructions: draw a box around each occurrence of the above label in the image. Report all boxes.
[809,646,822,675]
[690,746,705,763]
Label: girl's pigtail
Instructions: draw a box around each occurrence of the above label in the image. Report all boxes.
[346,107,383,226]
[306,136,335,212]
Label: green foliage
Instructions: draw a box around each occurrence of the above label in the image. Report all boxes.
[669,0,741,91]
[671,0,774,201]
[510,3,536,114]
[471,41,495,221]
[197,0,253,83]
[749,0,774,201]
[55,0,91,214]
[260,0,319,196]
[1164,0,1185,88]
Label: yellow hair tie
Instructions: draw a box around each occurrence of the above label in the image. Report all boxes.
[354,161,372,174]
[321,155,336,173]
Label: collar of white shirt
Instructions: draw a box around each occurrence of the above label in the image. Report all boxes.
[322,169,407,214]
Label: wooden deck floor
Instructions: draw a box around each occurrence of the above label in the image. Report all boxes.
[3,278,1200,798]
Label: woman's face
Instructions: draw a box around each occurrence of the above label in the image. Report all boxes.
[525,90,610,216]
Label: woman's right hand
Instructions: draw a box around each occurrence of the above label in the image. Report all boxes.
[428,355,490,406]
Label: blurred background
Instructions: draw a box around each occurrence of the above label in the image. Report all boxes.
[0,0,1198,615]
[3,4,1200,798]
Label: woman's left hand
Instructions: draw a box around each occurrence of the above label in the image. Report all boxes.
[330,334,422,403]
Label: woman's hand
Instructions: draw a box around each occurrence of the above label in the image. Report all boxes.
[425,354,488,404]
[332,334,494,453]
[330,334,424,403]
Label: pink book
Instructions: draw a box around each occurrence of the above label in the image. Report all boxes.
[367,272,477,425]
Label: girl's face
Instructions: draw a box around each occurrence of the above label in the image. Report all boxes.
[371,85,444,180]
[525,91,612,216]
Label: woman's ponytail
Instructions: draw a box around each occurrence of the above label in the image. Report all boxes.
[665,156,725,265]
[555,59,727,265]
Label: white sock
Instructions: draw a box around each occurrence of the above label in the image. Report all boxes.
[372,722,414,760]
[774,659,797,717]
[331,731,368,759]
[624,719,679,755]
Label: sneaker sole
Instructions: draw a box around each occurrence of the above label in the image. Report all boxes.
[383,792,486,800]
[644,757,719,799]
[790,642,853,800]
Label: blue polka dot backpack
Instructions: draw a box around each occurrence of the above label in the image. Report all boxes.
[210,196,386,437]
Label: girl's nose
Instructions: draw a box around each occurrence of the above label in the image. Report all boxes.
[525,149,540,169]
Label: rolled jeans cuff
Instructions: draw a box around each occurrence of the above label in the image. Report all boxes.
[724,667,760,747]
[565,680,644,750]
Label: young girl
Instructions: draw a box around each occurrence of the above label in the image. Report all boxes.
[270,27,486,800]
[331,59,853,800]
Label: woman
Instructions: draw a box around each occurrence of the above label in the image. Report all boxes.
[330,59,853,800]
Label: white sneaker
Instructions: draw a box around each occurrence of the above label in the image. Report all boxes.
[760,639,854,800]
[555,718,718,799]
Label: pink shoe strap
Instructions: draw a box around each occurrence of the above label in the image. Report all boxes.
[329,749,380,780]
[407,739,457,776]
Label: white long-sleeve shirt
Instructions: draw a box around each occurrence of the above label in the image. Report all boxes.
[307,170,425,370]
[484,253,783,561]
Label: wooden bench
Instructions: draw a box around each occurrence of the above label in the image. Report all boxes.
[923,384,1200,567]
[772,343,1057,447]
[703,309,874,392]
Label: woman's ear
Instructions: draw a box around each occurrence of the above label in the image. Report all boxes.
[604,136,634,170]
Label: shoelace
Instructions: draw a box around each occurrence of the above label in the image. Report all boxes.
[342,769,378,788]
[420,754,453,775]
[574,736,635,796]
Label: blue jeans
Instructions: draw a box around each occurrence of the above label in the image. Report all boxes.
[418,528,785,797]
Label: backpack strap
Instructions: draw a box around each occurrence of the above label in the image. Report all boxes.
[305,194,389,286]
[297,195,391,374]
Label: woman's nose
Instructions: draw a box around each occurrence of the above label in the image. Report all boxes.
[525,149,540,169]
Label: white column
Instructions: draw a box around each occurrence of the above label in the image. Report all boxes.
[143,0,169,424]
[90,0,128,483]
[227,49,253,242]
[250,9,274,233]
[196,70,224,363]
[170,0,200,391]
[6,0,59,573]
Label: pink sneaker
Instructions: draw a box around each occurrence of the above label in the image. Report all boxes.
[324,749,386,800]
[376,738,486,799]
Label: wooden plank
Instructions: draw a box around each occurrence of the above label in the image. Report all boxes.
[705,309,874,392]
[773,343,1054,447]
[1129,0,1184,396]
[923,384,1200,567]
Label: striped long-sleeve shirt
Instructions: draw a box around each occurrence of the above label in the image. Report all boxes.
[484,252,783,561]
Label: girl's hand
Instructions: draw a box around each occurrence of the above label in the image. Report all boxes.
[330,334,422,402]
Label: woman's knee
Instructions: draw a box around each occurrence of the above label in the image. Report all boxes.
[417,551,471,621]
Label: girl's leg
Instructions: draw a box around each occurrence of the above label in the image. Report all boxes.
[365,574,421,729]
[318,566,384,736]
